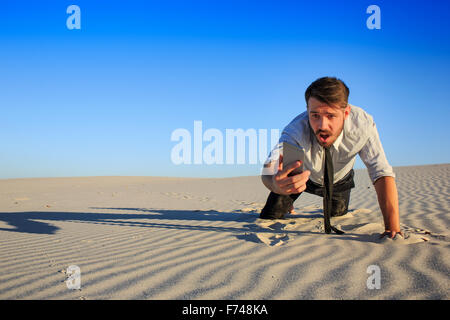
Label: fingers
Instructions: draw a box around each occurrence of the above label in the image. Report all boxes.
[274,170,311,194]
[379,230,403,239]
[278,160,302,179]
[391,231,403,238]
[285,185,306,194]
[278,170,310,188]
[284,180,308,194]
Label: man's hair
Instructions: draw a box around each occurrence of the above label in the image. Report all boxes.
[305,77,349,109]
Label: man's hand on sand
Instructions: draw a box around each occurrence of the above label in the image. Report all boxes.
[271,155,310,196]
[379,230,404,239]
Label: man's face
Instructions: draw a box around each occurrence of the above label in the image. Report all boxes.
[307,97,350,148]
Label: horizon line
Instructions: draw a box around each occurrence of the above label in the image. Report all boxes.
[1,162,449,181]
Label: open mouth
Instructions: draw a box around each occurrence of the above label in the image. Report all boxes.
[318,133,330,143]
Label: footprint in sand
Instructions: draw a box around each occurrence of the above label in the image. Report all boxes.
[238,219,308,246]
[255,233,290,247]
[257,220,286,231]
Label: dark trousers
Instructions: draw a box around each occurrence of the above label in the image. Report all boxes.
[260,169,355,219]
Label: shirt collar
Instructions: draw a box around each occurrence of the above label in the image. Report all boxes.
[331,128,344,151]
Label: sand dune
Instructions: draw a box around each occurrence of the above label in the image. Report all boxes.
[0,164,449,299]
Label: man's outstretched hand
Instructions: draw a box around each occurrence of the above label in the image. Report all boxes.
[379,230,404,239]
[271,154,311,195]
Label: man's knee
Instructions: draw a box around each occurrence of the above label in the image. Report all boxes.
[331,190,351,217]
[260,192,300,219]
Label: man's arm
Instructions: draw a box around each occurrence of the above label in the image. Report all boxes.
[261,174,276,192]
[374,176,402,238]
[358,119,401,238]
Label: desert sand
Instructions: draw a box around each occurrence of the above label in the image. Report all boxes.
[0,164,449,300]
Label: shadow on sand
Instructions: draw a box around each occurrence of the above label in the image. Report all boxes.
[0,207,392,244]
[0,207,258,235]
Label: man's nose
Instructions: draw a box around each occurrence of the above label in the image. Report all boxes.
[318,116,330,130]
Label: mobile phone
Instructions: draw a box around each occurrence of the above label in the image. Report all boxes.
[282,142,305,176]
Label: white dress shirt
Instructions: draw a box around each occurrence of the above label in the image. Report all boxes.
[263,104,395,185]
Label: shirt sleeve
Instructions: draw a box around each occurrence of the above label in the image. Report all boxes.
[261,142,281,175]
[358,122,396,184]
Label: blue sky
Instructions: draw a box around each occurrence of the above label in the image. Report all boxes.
[1,0,449,178]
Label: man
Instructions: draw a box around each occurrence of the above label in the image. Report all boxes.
[260,76,402,239]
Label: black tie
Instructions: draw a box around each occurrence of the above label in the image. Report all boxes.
[323,147,344,234]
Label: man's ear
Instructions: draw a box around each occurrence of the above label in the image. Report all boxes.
[344,104,351,120]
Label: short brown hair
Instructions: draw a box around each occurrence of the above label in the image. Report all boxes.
[305,77,349,109]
